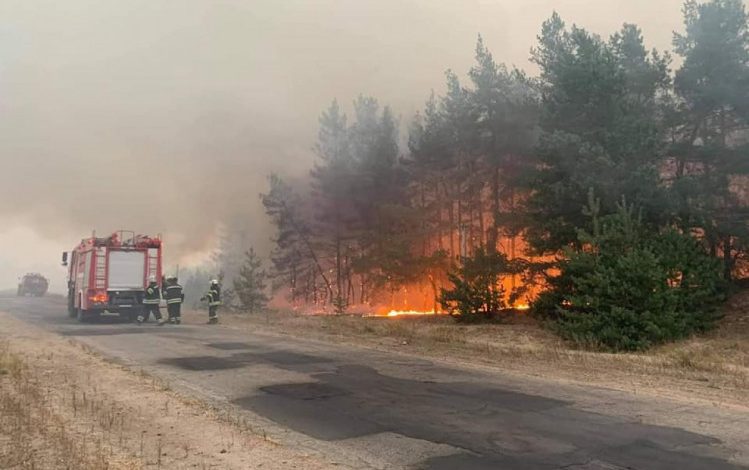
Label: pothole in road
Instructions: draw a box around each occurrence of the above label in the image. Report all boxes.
[158,350,333,372]
[159,356,239,371]
[206,342,257,350]
[232,351,333,366]
[259,382,350,400]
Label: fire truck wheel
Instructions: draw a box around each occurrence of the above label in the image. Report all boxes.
[67,294,76,317]
[128,306,145,323]
[76,307,89,323]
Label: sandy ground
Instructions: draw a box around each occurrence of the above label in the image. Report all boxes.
[0,311,331,470]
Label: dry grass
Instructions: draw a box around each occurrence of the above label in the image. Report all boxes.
[0,342,135,470]
[651,294,749,384]
[0,311,337,470]
[221,291,749,406]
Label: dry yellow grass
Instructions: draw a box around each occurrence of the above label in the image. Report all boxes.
[0,343,134,470]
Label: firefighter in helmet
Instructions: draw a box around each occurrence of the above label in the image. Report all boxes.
[139,275,165,325]
[201,279,221,324]
[164,276,184,324]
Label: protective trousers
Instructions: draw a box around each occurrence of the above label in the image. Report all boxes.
[167,304,181,322]
[141,304,162,322]
[208,305,218,322]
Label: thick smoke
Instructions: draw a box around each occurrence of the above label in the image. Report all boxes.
[0,0,686,289]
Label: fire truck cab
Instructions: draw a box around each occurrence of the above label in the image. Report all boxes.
[62,231,162,322]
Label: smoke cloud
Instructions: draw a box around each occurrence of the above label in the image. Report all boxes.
[0,0,688,289]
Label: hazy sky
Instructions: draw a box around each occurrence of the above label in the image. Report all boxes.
[0,0,709,291]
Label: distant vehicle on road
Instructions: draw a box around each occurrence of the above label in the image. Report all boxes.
[17,273,49,297]
[62,230,163,322]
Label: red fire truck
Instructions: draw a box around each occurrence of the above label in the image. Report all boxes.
[62,231,162,322]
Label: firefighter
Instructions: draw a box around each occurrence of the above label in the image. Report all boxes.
[201,279,221,324]
[139,275,165,326]
[164,276,184,324]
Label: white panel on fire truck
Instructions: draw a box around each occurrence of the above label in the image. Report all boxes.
[108,250,146,290]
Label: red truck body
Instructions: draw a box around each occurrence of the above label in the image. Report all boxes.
[63,231,162,322]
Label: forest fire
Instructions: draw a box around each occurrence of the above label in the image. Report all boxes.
[386,310,440,318]
[354,274,540,318]
[374,302,531,318]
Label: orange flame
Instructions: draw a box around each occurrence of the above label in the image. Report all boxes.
[386,310,439,317]
[382,304,529,318]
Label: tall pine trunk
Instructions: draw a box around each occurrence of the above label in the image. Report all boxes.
[334,233,345,312]
[491,166,501,251]
[478,178,485,249]
[420,181,427,257]
[723,236,733,282]
[447,182,456,259]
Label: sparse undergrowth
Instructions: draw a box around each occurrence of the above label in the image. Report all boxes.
[0,343,130,470]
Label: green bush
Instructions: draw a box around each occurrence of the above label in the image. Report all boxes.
[440,248,521,323]
[537,197,726,351]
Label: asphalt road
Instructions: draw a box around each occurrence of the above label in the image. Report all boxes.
[2,296,747,470]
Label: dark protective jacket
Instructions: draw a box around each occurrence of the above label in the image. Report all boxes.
[165,283,184,305]
[203,285,221,307]
[143,282,161,305]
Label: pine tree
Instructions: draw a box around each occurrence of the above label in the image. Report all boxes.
[439,247,524,321]
[261,173,332,306]
[310,99,357,312]
[468,35,539,252]
[310,97,415,309]
[347,96,414,300]
[233,248,270,313]
[670,0,749,280]
[526,14,670,254]
[541,192,726,351]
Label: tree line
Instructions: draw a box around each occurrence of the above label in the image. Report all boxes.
[260,0,748,349]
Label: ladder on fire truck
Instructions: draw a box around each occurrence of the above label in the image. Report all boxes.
[147,248,159,281]
[94,246,107,290]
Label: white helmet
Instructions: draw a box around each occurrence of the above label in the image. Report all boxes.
[148,275,157,282]
[210,279,219,285]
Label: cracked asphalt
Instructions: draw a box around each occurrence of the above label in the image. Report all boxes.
[3,295,747,470]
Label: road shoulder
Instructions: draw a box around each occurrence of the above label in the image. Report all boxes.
[0,311,334,470]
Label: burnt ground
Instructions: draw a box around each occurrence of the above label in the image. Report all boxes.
[2,295,748,470]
